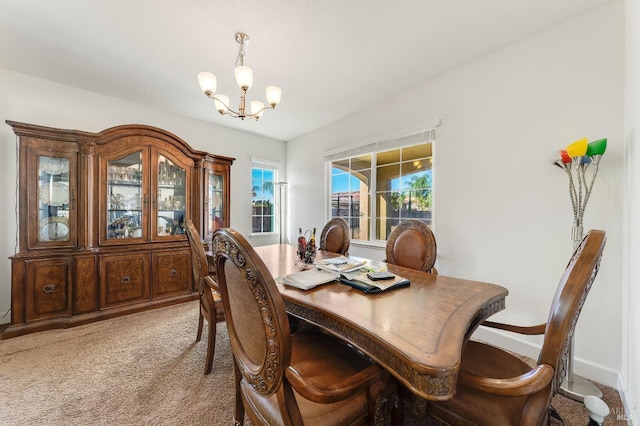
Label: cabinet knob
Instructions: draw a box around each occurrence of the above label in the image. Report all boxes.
[42,284,56,293]
[120,276,131,284]
[169,269,177,277]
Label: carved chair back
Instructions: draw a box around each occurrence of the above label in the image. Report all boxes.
[385,219,437,273]
[185,220,222,375]
[186,220,217,296]
[211,228,294,422]
[510,229,607,422]
[540,229,606,395]
[319,217,351,255]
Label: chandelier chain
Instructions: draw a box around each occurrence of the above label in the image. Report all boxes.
[235,44,245,67]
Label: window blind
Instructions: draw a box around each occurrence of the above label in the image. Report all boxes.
[323,120,439,162]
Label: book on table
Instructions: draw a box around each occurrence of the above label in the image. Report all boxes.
[280,261,410,294]
[338,270,410,294]
[316,256,367,273]
[280,268,340,290]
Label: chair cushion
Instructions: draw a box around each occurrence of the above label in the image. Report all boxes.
[241,330,375,425]
[242,381,367,426]
[289,331,377,395]
[432,341,532,425]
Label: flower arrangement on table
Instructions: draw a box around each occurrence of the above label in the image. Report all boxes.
[296,227,317,265]
[553,137,607,247]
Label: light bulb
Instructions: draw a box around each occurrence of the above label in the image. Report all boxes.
[234,66,253,90]
[214,94,229,114]
[587,138,607,156]
[566,138,588,158]
[266,86,282,107]
[197,72,217,96]
[251,101,265,119]
[560,150,572,164]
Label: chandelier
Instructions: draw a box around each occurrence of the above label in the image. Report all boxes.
[197,32,282,120]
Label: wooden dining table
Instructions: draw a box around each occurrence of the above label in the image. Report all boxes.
[246,244,509,402]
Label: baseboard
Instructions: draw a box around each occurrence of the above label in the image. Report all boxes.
[473,327,620,389]
[616,374,636,425]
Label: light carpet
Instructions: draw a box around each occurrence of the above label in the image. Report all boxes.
[0,301,234,425]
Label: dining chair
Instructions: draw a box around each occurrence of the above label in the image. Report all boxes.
[426,229,606,426]
[211,228,393,426]
[385,219,438,274]
[185,220,225,375]
[319,217,351,255]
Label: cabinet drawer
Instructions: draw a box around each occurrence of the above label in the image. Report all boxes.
[100,253,150,307]
[25,258,72,321]
[152,249,192,298]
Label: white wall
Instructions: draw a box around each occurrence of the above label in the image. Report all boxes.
[624,0,640,420]
[287,0,624,389]
[0,69,286,324]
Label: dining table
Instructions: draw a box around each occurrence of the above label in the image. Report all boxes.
[238,243,509,402]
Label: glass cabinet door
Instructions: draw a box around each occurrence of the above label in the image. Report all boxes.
[155,154,187,237]
[106,151,144,240]
[36,155,74,246]
[205,172,225,237]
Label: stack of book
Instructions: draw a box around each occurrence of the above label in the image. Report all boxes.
[280,256,410,294]
[316,256,367,273]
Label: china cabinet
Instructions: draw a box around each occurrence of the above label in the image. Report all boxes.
[4,121,234,338]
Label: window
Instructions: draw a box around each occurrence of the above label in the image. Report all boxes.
[326,128,435,243]
[251,162,278,234]
[330,156,371,241]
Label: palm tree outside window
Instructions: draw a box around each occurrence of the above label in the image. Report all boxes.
[329,140,433,243]
[252,167,276,233]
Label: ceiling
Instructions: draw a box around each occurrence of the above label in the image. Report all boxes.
[0,0,611,141]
